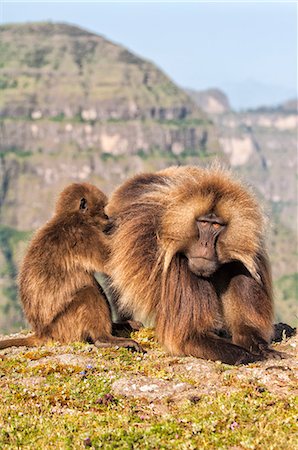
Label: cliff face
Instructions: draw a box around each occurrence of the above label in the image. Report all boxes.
[0,117,218,230]
[217,111,297,232]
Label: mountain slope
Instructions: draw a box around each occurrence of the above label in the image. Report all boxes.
[0,22,199,121]
[185,88,231,115]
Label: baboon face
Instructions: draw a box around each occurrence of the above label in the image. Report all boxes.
[160,174,263,280]
[185,213,226,277]
[55,183,110,229]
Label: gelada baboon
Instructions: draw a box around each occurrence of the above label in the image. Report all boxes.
[0,183,143,352]
[106,166,284,365]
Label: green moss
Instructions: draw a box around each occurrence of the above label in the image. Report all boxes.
[0,76,18,89]
[49,113,65,122]
[158,117,213,127]
[0,148,32,158]
[135,147,176,161]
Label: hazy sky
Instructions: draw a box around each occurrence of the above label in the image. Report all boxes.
[1,1,297,109]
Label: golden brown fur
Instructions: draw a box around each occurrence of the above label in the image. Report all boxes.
[0,182,142,352]
[106,166,283,364]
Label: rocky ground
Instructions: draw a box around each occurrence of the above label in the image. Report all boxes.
[0,328,297,449]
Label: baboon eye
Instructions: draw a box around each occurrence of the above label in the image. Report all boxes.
[79,198,88,210]
[213,223,221,230]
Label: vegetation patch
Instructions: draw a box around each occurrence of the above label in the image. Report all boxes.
[23,46,52,68]
[276,273,298,301]
[0,148,33,158]
[0,227,31,331]
[0,332,297,449]
[0,226,30,277]
[0,76,18,90]
[158,117,213,127]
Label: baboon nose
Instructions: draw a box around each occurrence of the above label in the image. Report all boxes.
[103,219,114,233]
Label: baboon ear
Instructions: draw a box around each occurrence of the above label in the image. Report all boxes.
[79,197,88,211]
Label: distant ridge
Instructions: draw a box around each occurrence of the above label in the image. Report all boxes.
[0,22,202,121]
[185,88,231,114]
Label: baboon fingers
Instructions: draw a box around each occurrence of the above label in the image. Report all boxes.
[257,348,290,360]
[94,337,146,353]
[234,352,263,365]
[117,339,146,353]
[112,320,144,335]
[243,339,291,360]
[127,320,144,331]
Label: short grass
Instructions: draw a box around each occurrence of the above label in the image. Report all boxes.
[0,330,297,449]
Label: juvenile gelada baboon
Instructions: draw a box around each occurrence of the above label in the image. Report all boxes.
[0,183,143,352]
[106,166,285,365]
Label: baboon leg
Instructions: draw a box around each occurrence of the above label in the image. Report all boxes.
[272,323,296,343]
[0,334,45,350]
[222,274,284,359]
[50,286,144,352]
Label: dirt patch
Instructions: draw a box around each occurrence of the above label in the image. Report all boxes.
[112,375,196,401]
[27,353,95,369]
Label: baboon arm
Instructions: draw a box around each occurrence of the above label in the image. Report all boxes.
[71,238,109,273]
[222,273,274,355]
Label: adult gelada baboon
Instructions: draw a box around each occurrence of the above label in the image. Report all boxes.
[0,183,143,352]
[106,166,285,365]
